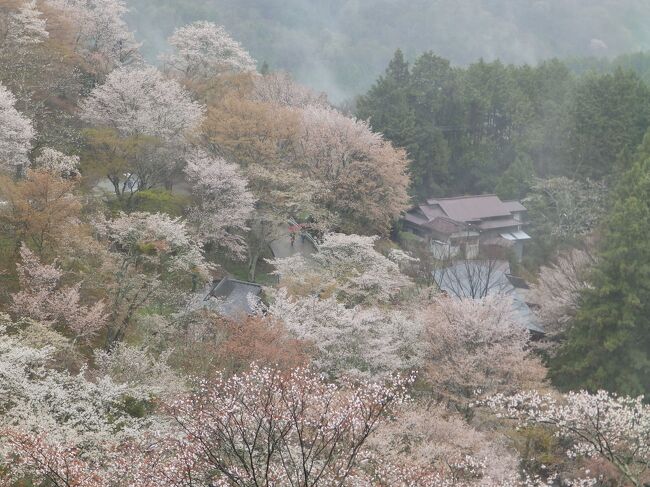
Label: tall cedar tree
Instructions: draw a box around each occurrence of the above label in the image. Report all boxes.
[550,135,650,395]
[357,51,575,198]
[567,69,650,180]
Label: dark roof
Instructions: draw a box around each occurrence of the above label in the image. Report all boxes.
[403,212,428,226]
[506,274,530,289]
[424,216,468,235]
[206,278,262,318]
[476,217,520,230]
[405,194,528,235]
[418,204,445,221]
[502,200,527,213]
[428,195,513,221]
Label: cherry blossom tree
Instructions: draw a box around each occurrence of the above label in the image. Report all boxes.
[0,1,86,154]
[370,403,520,485]
[198,75,338,280]
[209,314,312,376]
[2,429,590,487]
[184,149,255,258]
[0,81,34,173]
[46,0,140,71]
[97,211,210,276]
[269,232,413,305]
[0,314,155,469]
[94,211,210,345]
[1,367,421,486]
[421,295,546,403]
[485,390,650,487]
[265,288,423,379]
[81,65,204,141]
[164,365,414,486]
[162,20,256,79]
[10,244,108,342]
[2,431,106,486]
[298,106,410,235]
[7,0,49,46]
[525,177,608,243]
[529,247,597,337]
[35,147,80,177]
[93,343,185,398]
[252,71,328,108]
[81,65,204,195]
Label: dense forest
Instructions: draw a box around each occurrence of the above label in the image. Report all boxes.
[124,0,650,100]
[1,1,650,486]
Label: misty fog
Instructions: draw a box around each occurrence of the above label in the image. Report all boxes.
[4,0,650,482]
[126,0,650,101]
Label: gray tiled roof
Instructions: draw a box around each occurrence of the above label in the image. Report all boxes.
[428,194,514,221]
[205,278,263,318]
[502,200,527,213]
[405,194,528,234]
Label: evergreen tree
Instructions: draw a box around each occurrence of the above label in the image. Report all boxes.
[495,155,535,200]
[357,53,571,198]
[386,48,410,84]
[407,53,459,196]
[513,60,573,177]
[550,134,650,395]
[356,49,413,148]
[358,51,649,200]
[567,69,650,180]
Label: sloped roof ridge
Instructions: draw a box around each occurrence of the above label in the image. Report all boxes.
[433,193,498,200]
[426,194,502,206]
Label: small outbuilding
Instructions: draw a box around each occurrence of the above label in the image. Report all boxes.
[204,277,263,319]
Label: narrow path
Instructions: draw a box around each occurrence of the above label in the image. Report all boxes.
[269,225,316,258]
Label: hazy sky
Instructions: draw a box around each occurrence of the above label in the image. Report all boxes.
[126,0,650,100]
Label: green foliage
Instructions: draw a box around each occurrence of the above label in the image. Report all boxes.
[495,155,535,200]
[120,396,155,419]
[511,426,563,478]
[567,51,650,87]
[357,53,574,197]
[136,242,159,256]
[566,69,650,179]
[396,230,421,246]
[359,51,650,199]
[550,135,650,395]
[130,189,190,216]
[356,50,415,147]
[81,128,165,201]
[0,234,19,306]
[105,189,190,216]
[522,177,608,269]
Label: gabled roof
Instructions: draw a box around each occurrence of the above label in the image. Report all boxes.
[427,195,513,221]
[403,212,428,226]
[418,204,445,221]
[405,194,529,239]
